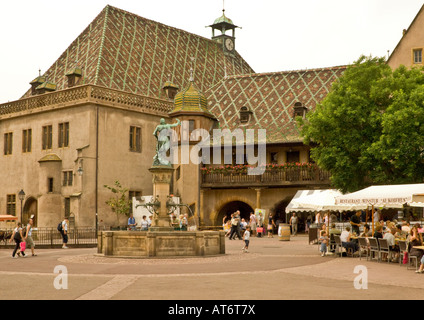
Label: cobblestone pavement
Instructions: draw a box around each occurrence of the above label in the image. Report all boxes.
[0,234,423,300]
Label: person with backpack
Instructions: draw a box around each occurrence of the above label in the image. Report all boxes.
[58,217,69,249]
[9,222,26,258]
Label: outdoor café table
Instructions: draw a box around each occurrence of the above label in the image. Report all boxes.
[412,246,424,250]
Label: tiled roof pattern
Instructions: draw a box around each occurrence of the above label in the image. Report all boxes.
[205,66,346,143]
[22,5,254,99]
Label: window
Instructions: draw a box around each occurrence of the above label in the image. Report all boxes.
[42,125,52,150]
[239,106,252,124]
[270,152,278,164]
[414,49,423,64]
[62,171,73,187]
[293,102,307,118]
[48,178,54,193]
[287,150,300,163]
[22,129,32,153]
[129,126,141,152]
[4,132,13,155]
[58,122,69,148]
[6,194,16,216]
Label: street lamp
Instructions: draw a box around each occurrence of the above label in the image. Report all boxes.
[18,189,25,223]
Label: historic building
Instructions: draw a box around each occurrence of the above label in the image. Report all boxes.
[0,5,347,228]
[388,4,424,69]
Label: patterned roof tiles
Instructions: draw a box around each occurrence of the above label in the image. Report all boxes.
[22,5,254,100]
[205,66,346,143]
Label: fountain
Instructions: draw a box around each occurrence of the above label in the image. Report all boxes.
[97,118,225,258]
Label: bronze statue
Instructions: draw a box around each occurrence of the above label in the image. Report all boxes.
[153,118,181,166]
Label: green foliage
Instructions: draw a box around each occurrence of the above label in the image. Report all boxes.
[104,180,132,225]
[298,55,424,192]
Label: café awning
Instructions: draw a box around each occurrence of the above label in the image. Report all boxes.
[286,189,362,213]
[335,183,424,208]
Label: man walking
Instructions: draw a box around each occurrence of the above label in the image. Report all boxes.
[290,213,299,236]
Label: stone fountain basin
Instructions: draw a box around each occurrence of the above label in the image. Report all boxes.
[97,230,225,258]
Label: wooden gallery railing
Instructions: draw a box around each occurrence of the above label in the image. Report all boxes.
[201,167,331,187]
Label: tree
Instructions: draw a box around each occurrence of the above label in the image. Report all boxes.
[298,55,424,192]
[104,181,132,226]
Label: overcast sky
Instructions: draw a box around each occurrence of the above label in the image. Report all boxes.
[0,0,423,103]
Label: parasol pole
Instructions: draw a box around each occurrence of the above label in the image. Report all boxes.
[371,204,374,235]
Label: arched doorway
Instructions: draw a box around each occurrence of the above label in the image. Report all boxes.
[23,197,38,227]
[272,197,292,223]
[217,201,254,224]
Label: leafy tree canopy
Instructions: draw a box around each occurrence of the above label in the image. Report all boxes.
[298,55,424,193]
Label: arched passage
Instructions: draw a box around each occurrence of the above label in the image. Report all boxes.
[23,197,38,227]
[217,201,254,224]
[272,197,292,223]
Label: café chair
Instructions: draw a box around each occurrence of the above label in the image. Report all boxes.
[378,238,390,263]
[398,240,408,267]
[368,237,380,262]
[333,235,346,257]
[408,254,419,271]
[358,237,369,260]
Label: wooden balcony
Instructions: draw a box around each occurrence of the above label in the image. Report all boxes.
[201,167,331,189]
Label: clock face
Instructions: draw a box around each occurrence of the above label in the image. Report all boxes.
[225,38,234,51]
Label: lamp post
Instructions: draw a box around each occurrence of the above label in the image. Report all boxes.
[18,189,25,223]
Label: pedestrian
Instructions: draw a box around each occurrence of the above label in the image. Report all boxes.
[25,218,37,256]
[319,231,329,257]
[240,218,247,237]
[290,213,299,236]
[267,213,276,238]
[60,217,69,249]
[229,211,242,240]
[242,226,251,253]
[128,213,137,231]
[10,222,25,258]
[141,215,149,231]
[249,212,257,237]
[257,212,264,237]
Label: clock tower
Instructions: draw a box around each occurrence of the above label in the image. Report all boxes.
[208,9,238,55]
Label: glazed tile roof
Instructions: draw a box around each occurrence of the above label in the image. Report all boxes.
[22,5,254,99]
[205,66,346,144]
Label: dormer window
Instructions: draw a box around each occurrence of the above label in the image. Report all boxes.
[239,106,252,124]
[293,102,308,119]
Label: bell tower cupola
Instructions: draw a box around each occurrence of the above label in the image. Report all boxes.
[208,5,238,55]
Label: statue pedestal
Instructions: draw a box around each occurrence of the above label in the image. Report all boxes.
[148,165,174,232]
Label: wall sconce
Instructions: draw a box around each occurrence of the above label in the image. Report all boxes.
[77,159,84,176]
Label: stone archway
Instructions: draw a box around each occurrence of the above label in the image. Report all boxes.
[272,197,292,223]
[23,197,38,227]
[210,195,256,226]
[216,201,254,225]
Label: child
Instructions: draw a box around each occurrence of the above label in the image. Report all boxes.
[242,226,251,253]
[319,231,328,257]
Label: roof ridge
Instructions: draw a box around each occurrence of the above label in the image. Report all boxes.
[94,5,110,85]
[222,65,348,80]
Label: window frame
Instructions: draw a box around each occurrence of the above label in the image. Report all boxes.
[129,126,142,153]
[413,48,423,65]
[42,125,53,150]
[22,129,32,153]
[4,132,13,155]
[58,122,69,148]
[6,194,16,216]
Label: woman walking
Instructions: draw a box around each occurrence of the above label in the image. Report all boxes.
[9,222,26,258]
